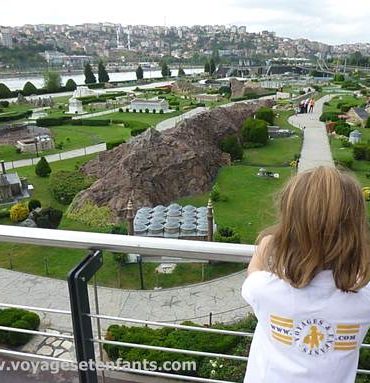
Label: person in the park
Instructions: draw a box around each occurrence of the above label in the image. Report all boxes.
[309,98,315,113]
[242,166,370,383]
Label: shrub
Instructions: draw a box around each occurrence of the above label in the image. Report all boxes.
[139,109,143,113]
[0,100,9,107]
[152,109,156,113]
[219,135,243,161]
[10,203,29,222]
[66,202,112,228]
[133,109,136,113]
[159,109,164,114]
[0,207,10,219]
[319,112,340,122]
[0,110,32,123]
[118,108,123,112]
[28,199,41,211]
[131,127,147,136]
[65,78,77,91]
[107,139,126,150]
[210,183,221,202]
[22,81,38,96]
[0,308,40,347]
[126,108,130,112]
[35,157,51,177]
[111,225,128,235]
[335,122,352,137]
[50,171,94,205]
[214,227,241,243]
[353,144,370,160]
[366,117,370,129]
[241,118,268,146]
[336,157,353,169]
[145,108,149,113]
[255,107,274,124]
[0,83,12,99]
[34,207,63,229]
[36,116,72,127]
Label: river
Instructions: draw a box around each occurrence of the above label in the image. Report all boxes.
[0,68,204,91]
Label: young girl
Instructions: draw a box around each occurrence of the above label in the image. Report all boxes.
[242,166,370,383]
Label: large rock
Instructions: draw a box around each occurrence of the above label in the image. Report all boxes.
[72,100,272,218]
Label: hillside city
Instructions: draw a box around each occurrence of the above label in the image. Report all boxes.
[1,23,370,70]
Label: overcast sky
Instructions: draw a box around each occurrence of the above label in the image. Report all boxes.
[1,0,369,45]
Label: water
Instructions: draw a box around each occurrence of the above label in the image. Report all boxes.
[0,68,204,91]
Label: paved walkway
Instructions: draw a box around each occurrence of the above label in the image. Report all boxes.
[3,143,107,171]
[0,268,249,333]
[288,95,335,173]
[155,107,208,131]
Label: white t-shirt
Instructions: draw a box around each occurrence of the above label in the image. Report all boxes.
[241,270,370,383]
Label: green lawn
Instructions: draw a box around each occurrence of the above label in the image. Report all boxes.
[323,94,366,114]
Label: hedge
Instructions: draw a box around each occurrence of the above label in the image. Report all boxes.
[131,127,148,136]
[0,308,40,347]
[255,107,274,124]
[0,110,32,123]
[71,119,111,126]
[241,118,268,146]
[107,139,126,150]
[353,144,370,161]
[219,135,243,161]
[319,112,341,122]
[36,116,72,127]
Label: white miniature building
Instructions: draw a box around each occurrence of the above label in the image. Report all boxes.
[73,86,96,98]
[349,130,362,145]
[130,98,169,112]
[68,98,84,114]
[16,135,54,153]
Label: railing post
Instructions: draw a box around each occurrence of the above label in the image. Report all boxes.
[68,250,103,383]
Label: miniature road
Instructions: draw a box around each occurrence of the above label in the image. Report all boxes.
[288,95,335,173]
[155,107,208,131]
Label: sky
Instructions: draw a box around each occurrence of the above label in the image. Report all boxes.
[1,0,370,45]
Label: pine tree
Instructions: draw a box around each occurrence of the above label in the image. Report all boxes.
[98,61,110,83]
[204,61,210,74]
[209,58,216,75]
[65,79,77,91]
[0,83,11,98]
[84,63,96,84]
[35,157,52,177]
[178,67,186,77]
[22,81,38,96]
[136,65,144,80]
[161,61,171,77]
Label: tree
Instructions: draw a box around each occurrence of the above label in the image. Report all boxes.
[84,63,96,84]
[204,61,210,74]
[43,71,61,92]
[136,65,144,80]
[334,73,345,82]
[161,61,171,77]
[178,67,186,77]
[209,58,216,75]
[255,107,274,125]
[98,61,110,83]
[366,117,370,129]
[35,207,63,229]
[22,81,38,96]
[241,118,269,146]
[65,78,77,91]
[35,157,52,177]
[0,83,12,98]
[219,135,244,161]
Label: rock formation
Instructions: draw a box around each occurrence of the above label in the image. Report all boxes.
[71,100,272,218]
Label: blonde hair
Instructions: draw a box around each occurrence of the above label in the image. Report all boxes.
[262,166,370,292]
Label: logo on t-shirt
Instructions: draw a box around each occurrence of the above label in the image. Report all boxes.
[270,315,359,356]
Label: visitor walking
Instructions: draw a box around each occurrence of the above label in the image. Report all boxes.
[242,167,370,383]
[309,98,315,113]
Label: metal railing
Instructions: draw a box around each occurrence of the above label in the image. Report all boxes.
[0,225,369,383]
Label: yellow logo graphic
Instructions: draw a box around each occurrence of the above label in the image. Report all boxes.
[303,326,324,349]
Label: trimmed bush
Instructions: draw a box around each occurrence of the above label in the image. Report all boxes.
[36,116,72,127]
[214,227,241,243]
[71,119,110,126]
[0,83,12,99]
[22,81,38,96]
[319,112,341,122]
[255,107,274,124]
[67,202,112,228]
[0,110,32,123]
[50,171,94,205]
[35,157,51,177]
[0,100,9,108]
[219,135,243,161]
[107,139,126,150]
[0,308,40,347]
[10,203,29,222]
[28,199,41,211]
[131,127,148,136]
[34,207,63,229]
[152,109,156,113]
[241,118,268,146]
[65,79,77,91]
[335,122,352,137]
[0,207,10,219]
[353,144,370,161]
[366,117,370,129]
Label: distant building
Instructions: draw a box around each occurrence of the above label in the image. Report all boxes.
[16,135,54,154]
[0,29,13,48]
[68,98,84,114]
[130,98,169,112]
[347,108,369,127]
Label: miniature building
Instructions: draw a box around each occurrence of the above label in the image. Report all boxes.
[130,98,169,112]
[132,204,215,239]
[68,98,84,114]
[268,126,293,138]
[73,86,96,98]
[16,135,54,153]
[195,94,222,102]
[347,108,369,127]
[0,162,31,205]
[349,130,362,145]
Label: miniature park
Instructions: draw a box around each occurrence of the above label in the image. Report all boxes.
[1,66,370,382]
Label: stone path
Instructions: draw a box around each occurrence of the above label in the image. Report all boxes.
[288,95,335,172]
[0,268,250,334]
[3,143,107,171]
